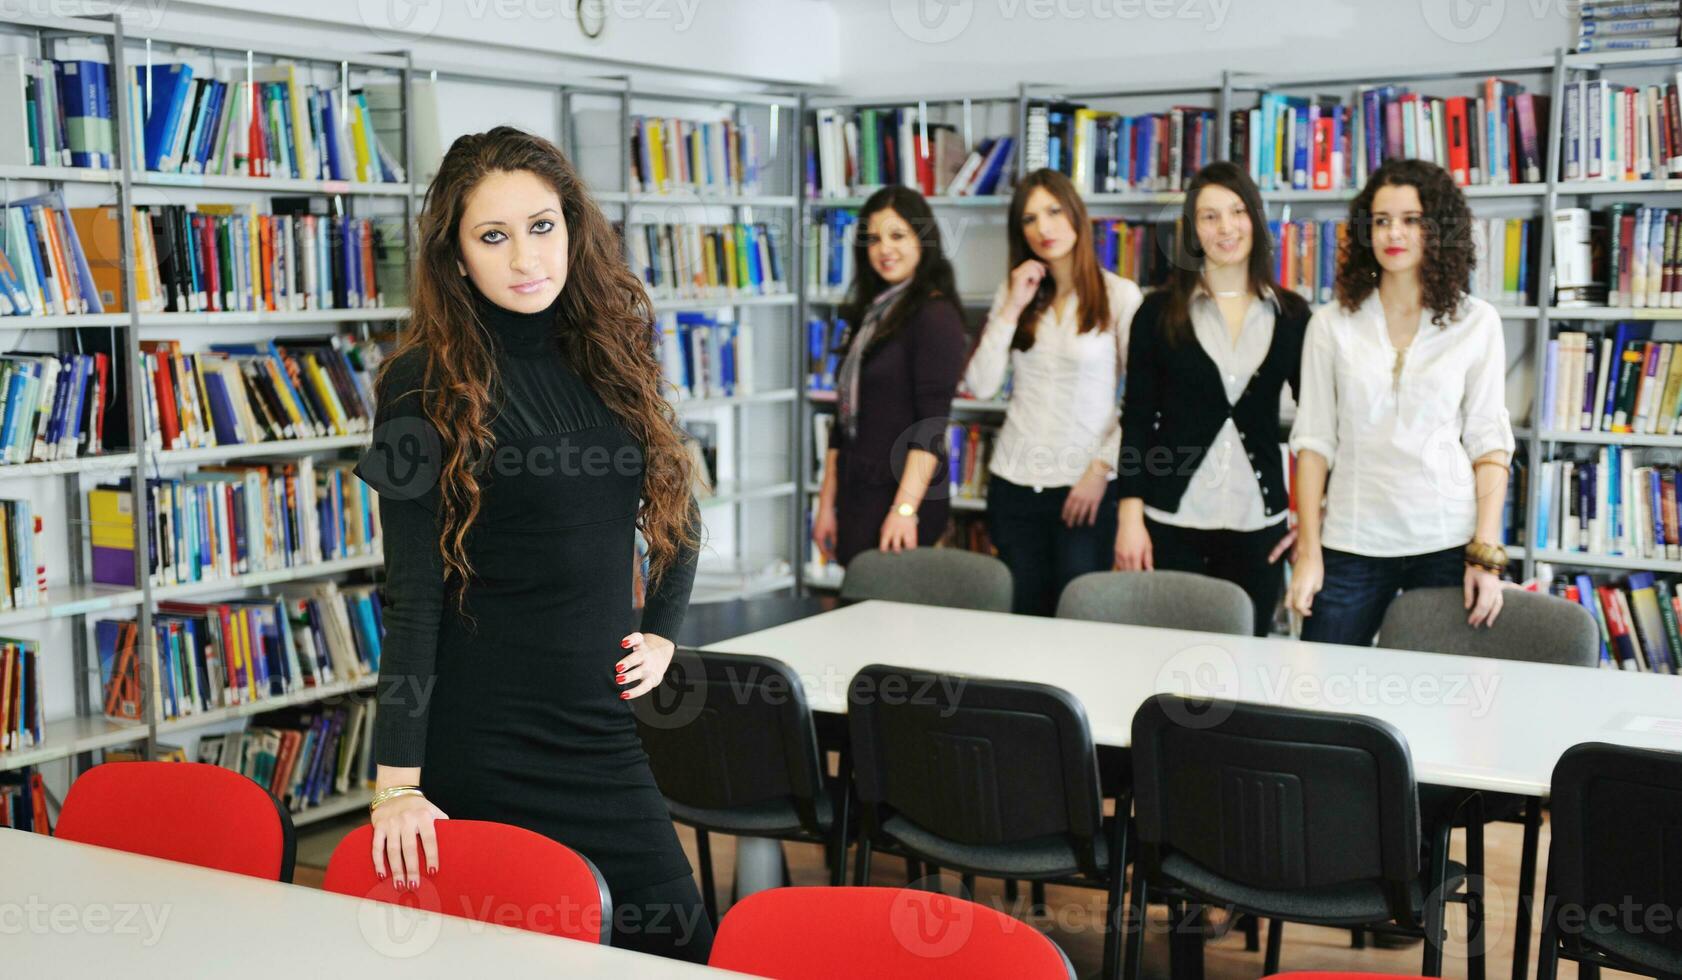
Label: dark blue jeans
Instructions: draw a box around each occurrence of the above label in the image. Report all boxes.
[985,475,1121,616]
[1299,545,1465,647]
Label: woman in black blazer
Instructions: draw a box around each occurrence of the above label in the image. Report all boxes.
[1112,161,1309,636]
[812,186,968,566]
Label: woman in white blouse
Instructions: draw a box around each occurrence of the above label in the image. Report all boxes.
[1287,158,1514,645]
[965,168,1143,615]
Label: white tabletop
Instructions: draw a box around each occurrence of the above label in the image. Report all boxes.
[0,830,739,978]
[702,600,1682,797]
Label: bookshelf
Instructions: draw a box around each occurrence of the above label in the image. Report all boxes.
[0,14,821,824]
[0,11,409,830]
[795,55,1635,592]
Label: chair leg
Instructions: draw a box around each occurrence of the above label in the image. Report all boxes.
[1169,902,1206,980]
[1005,879,1020,905]
[1123,871,1148,980]
[905,858,922,883]
[694,829,719,927]
[828,781,851,887]
[1534,882,1560,980]
[1510,798,1543,980]
[1422,817,1453,978]
[1033,881,1047,913]
[1351,927,1366,949]
[1263,918,1284,975]
[1102,806,1129,980]
[1467,805,1487,980]
[1241,913,1260,952]
[853,836,872,887]
[960,873,976,896]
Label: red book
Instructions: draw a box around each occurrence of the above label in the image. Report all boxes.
[1621,211,1639,302]
[1311,118,1333,191]
[89,351,108,454]
[1445,97,1471,185]
[140,342,181,448]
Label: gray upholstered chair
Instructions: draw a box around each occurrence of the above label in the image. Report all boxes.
[1054,570,1253,636]
[1377,585,1599,979]
[1377,586,1600,666]
[839,547,1012,612]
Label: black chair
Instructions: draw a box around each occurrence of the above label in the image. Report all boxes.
[847,664,1128,980]
[1128,694,1484,980]
[1379,586,1602,980]
[633,649,848,925]
[1538,741,1682,980]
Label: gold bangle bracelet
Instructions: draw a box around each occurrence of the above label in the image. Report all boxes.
[369,785,424,812]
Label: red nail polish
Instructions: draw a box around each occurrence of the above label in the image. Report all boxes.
[616,674,626,684]
[376,872,385,880]
[620,638,632,648]
[428,867,438,875]
[620,691,630,700]
[614,662,625,672]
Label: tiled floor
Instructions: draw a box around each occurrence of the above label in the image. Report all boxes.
[294,809,1617,979]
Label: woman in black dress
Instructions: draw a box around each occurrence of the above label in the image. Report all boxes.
[810,186,967,565]
[352,127,711,962]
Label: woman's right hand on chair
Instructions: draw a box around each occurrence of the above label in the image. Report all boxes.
[1113,513,1154,571]
[371,794,448,890]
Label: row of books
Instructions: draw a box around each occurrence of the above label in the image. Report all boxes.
[134,63,403,181]
[1264,216,1536,307]
[88,460,380,589]
[1560,75,1682,182]
[625,221,787,299]
[1234,82,1548,192]
[806,209,857,296]
[806,317,847,392]
[120,203,392,314]
[1569,204,1678,309]
[0,499,44,612]
[0,56,112,168]
[1542,327,1682,435]
[0,638,40,751]
[655,312,757,400]
[947,422,995,502]
[0,193,105,316]
[0,352,111,464]
[198,700,376,815]
[629,116,762,196]
[1029,102,1219,195]
[96,583,379,724]
[806,108,1014,199]
[139,336,378,451]
[1549,571,1682,675]
[1533,452,1682,559]
[1093,218,1177,289]
[0,769,47,831]
[1573,0,1682,52]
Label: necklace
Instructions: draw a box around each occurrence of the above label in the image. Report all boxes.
[1212,290,1244,298]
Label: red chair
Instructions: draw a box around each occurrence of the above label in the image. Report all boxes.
[1267,975,1432,980]
[709,886,1075,979]
[54,761,295,881]
[323,819,611,943]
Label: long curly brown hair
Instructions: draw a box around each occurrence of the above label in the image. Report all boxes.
[1005,168,1110,351]
[1335,158,1474,327]
[390,126,695,607]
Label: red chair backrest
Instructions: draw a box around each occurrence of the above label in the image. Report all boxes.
[1267,975,1431,980]
[323,820,610,944]
[54,761,295,881]
[710,886,1074,979]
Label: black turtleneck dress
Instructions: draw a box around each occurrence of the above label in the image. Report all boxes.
[353,291,701,905]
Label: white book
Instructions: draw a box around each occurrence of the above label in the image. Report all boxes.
[1593,339,1615,430]
[0,56,31,166]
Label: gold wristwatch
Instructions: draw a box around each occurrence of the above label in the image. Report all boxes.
[894,502,918,521]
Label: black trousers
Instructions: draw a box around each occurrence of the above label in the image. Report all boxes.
[610,873,715,963]
[1144,516,1290,637]
[986,476,1121,616]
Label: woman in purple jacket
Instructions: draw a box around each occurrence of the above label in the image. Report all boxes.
[811,186,968,566]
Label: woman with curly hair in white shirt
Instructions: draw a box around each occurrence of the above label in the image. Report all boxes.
[1287,158,1515,646]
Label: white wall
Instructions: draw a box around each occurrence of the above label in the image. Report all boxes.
[100,0,839,89]
[829,0,1579,98]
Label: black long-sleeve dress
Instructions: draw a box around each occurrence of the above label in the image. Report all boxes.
[352,289,699,896]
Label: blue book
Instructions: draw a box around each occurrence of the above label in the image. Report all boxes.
[137,63,191,172]
[974,137,1013,195]
[1573,573,1612,666]
[56,354,88,457]
[200,370,242,445]
[0,366,30,463]
[53,60,102,168]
